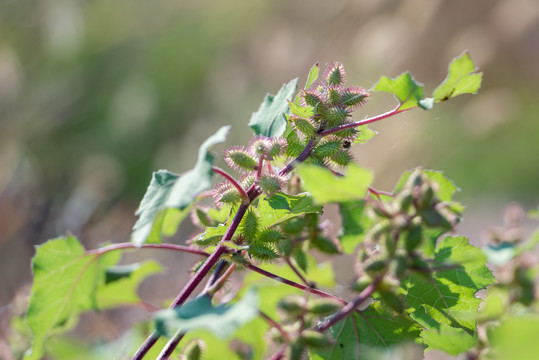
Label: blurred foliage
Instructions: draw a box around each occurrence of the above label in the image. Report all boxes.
[1,0,538,358]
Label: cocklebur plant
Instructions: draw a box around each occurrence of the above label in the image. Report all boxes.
[17,52,539,360]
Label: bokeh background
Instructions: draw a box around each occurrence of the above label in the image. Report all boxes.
[1,0,538,358]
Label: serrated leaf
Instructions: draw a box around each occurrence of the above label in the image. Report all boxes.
[297,163,373,204]
[257,193,322,229]
[401,236,495,331]
[25,236,119,360]
[338,200,368,254]
[249,78,298,138]
[155,289,258,339]
[195,223,229,245]
[97,260,162,309]
[311,303,421,359]
[165,126,230,209]
[374,72,424,111]
[433,52,482,101]
[413,307,477,355]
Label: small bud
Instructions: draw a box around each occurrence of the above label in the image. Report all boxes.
[291,116,317,137]
[300,330,333,349]
[249,243,279,262]
[341,86,369,109]
[329,149,353,167]
[224,146,258,172]
[268,138,288,158]
[324,62,346,86]
[314,139,342,158]
[259,228,285,243]
[213,181,240,205]
[302,89,323,107]
[183,340,205,360]
[278,295,306,315]
[249,135,273,156]
[258,173,285,195]
[241,209,259,241]
[365,259,387,275]
[307,298,341,316]
[405,224,423,253]
[322,106,350,127]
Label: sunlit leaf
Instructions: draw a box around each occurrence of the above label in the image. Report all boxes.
[297,163,373,204]
[257,192,322,229]
[249,78,298,137]
[401,236,495,331]
[374,72,424,111]
[338,200,368,254]
[490,315,539,360]
[25,236,118,360]
[433,52,482,101]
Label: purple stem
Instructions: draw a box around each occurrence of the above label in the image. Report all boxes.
[315,276,382,332]
[212,166,249,204]
[318,105,408,137]
[87,243,209,257]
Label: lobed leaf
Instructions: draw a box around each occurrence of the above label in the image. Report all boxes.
[433,51,482,101]
[401,236,495,331]
[25,236,118,360]
[249,78,298,138]
[297,163,373,204]
[132,127,229,246]
[374,72,424,111]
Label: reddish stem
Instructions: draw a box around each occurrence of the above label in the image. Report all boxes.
[315,276,382,332]
[318,105,408,137]
[87,243,209,257]
[212,166,249,204]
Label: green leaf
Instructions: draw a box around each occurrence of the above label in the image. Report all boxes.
[413,307,477,355]
[132,170,181,246]
[490,315,539,360]
[297,163,373,204]
[25,236,118,360]
[433,52,482,101]
[165,126,230,209]
[195,223,229,245]
[338,200,370,254]
[97,260,162,309]
[311,303,422,359]
[288,101,315,119]
[295,62,320,104]
[249,78,298,137]
[401,236,495,331]
[374,72,424,111]
[257,193,323,229]
[155,289,259,339]
[132,126,229,246]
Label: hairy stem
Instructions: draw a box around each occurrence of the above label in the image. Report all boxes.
[212,166,250,204]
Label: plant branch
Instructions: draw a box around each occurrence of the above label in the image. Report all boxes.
[279,137,318,176]
[318,104,409,137]
[87,242,209,258]
[259,311,291,342]
[315,276,382,332]
[284,257,311,287]
[156,329,185,360]
[268,345,288,360]
[245,263,346,306]
[212,166,250,204]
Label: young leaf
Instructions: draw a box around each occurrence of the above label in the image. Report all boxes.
[433,52,482,101]
[310,303,422,360]
[155,289,259,338]
[305,62,319,90]
[25,236,118,360]
[297,163,373,204]
[249,78,298,138]
[374,72,424,111]
[401,236,495,331]
[165,126,230,209]
[131,170,180,246]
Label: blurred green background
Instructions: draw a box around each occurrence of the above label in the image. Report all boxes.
[1,0,538,357]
